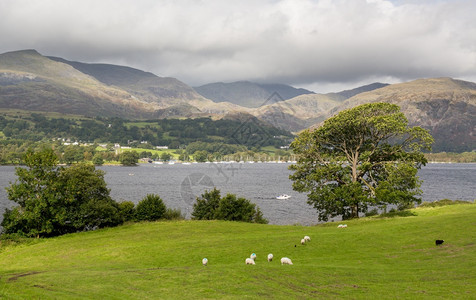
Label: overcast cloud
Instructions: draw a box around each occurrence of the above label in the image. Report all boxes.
[1,0,475,92]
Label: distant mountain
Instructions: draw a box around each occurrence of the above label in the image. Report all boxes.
[312,78,476,152]
[0,50,221,118]
[251,83,389,132]
[329,82,389,100]
[0,50,156,118]
[1,50,474,152]
[47,56,204,106]
[194,81,314,108]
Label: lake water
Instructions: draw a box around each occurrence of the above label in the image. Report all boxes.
[0,163,475,225]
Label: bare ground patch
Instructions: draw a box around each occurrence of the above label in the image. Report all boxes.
[8,271,44,282]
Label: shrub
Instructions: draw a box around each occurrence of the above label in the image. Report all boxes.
[419,199,473,208]
[192,188,268,224]
[192,188,221,220]
[135,194,166,221]
[365,208,379,217]
[118,201,136,222]
[2,151,122,237]
[163,208,185,220]
[215,194,257,222]
[119,151,139,166]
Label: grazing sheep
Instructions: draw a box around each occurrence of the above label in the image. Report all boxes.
[281,257,293,265]
[435,239,444,246]
[301,238,306,245]
[337,224,348,228]
[304,235,311,242]
[267,253,273,262]
[202,258,208,266]
[250,253,257,260]
[245,258,256,265]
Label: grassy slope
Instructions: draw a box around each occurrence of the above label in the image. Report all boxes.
[0,204,475,299]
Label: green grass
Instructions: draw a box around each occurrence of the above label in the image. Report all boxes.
[1,204,475,299]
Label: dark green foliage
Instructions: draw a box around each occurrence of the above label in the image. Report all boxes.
[193,150,208,162]
[365,208,379,217]
[191,188,221,220]
[215,194,258,222]
[419,199,473,208]
[290,103,434,222]
[0,114,293,156]
[119,151,139,166]
[163,208,185,220]
[92,154,104,166]
[192,188,268,224]
[135,194,166,222]
[118,201,136,222]
[1,150,122,237]
[159,152,172,162]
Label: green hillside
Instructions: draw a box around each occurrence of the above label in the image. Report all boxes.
[1,203,474,299]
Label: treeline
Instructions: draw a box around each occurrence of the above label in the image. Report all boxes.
[0,113,293,149]
[424,152,476,163]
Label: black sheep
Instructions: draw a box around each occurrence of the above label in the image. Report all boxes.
[435,239,444,246]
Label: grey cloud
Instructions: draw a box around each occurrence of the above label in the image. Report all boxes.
[1,0,475,92]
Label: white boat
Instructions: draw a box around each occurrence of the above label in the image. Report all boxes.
[276,194,291,200]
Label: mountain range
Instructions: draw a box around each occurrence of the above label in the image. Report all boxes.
[0,49,474,152]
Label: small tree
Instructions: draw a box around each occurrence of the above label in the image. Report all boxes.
[160,152,172,162]
[193,150,208,162]
[289,103,433,221]
[135,194,166,221]
[2,149,122,237]
[191,188,221,220]
[192,188,268,224]
[118,201,136,222]
[119,151,139,166]
[215,194,257,222]
[92,153,104,166]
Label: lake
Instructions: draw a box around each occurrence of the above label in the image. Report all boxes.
[0,163,475,225]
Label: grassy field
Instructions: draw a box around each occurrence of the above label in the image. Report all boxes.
[0,203,475,299]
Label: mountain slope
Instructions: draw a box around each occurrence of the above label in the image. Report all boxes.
[317,78,476,152]
[0,50,158,117]
[0,50,236,119]
[194,81,314,108]
[48,57,206,107]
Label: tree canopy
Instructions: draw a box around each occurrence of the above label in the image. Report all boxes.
[1,149,122,237]
[192,188,268,224]
[289,103,434,221]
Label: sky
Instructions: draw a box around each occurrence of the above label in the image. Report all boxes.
[1,0,475,93]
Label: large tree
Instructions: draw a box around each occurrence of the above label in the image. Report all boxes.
[1,149,122,237]
[289,103,433,221]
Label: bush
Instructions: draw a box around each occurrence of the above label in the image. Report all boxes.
[119,151,139,166]
[192,188,268,224]
[1,151,122,237]
[419,199,473,208]
[365,208,379,217]
[118,201,136,222]
[135,194,166,221]
[163,208,185,220]
[192,188,221,220]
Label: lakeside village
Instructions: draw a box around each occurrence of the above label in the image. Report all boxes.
[59,138,297,165]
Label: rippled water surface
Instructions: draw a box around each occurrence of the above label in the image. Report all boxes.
[1,163,475,225]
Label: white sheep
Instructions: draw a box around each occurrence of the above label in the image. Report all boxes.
[301,238,306,245]
[245,258,256,265]
[267,253,273,262]
[250,253,257,260]
[202,258,208,266]
[304,235,311,242]
[281,257,293,265]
